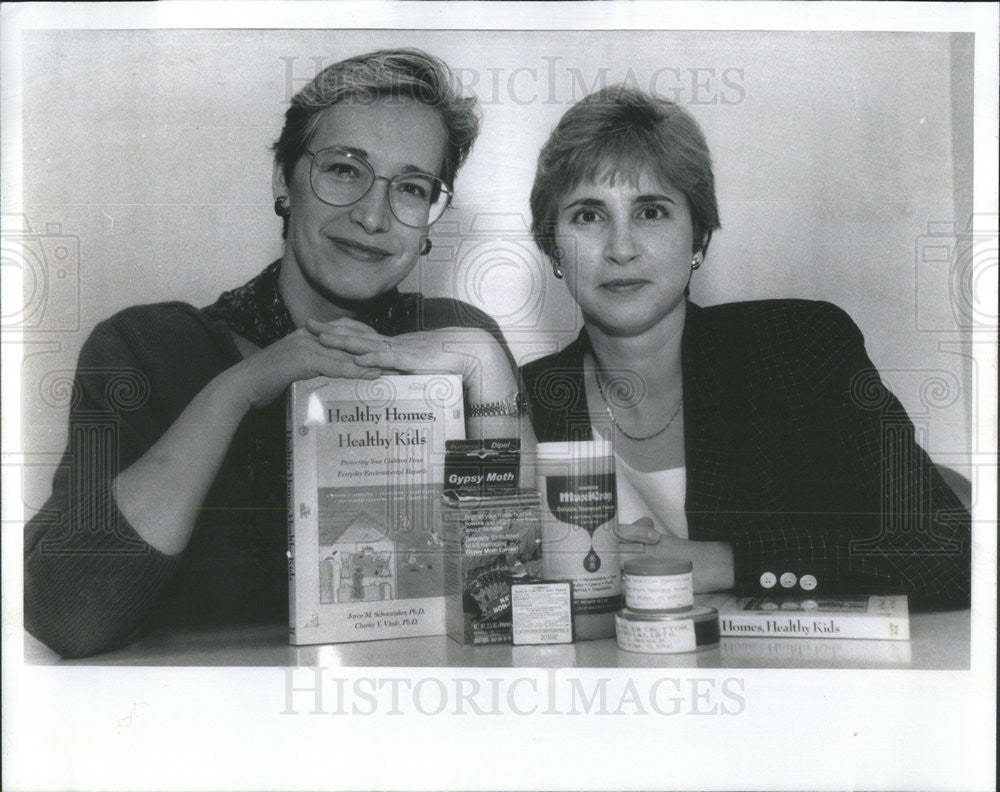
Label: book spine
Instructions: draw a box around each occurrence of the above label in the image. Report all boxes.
[719,636,913,665]
[717,612,909,640]
[286,384,297,642]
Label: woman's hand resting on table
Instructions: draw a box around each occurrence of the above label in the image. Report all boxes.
[615,517,735,593]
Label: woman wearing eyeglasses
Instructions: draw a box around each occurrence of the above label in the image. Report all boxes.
[520,86,970,609]
[25,49,520,657]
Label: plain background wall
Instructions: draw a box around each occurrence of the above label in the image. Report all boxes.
[15,29,975,512]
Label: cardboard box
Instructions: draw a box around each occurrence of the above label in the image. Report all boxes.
[442,490,543,645]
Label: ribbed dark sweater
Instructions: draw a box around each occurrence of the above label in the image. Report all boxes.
[25,288,510,658]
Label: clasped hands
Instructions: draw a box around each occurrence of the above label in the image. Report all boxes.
[232,316,512,412]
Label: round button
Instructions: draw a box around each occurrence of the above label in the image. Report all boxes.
[779,572,797,588]
[801,599,819,610]
[759,572,777,589]
[800,574,817,591]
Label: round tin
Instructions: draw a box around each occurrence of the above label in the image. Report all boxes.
[622,557,694,612]
[615,605,720,654]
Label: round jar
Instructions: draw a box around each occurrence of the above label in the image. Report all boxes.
[622,557,693,612]
[615,606,720,654]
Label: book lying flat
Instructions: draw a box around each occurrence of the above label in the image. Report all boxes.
[696,594,910,640]
[287,374,465,645]
[719,635,913,667]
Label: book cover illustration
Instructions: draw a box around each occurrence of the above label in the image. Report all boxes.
[318,512,396,605]
[288,374,464,645]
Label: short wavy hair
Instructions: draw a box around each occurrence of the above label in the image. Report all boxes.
[273,48,480,190]
[530,85,720,261]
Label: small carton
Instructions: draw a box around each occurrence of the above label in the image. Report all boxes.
[442,489,543,645]
[511,579,574,645]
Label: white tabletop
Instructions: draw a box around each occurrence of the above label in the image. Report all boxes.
[25,609,969,669]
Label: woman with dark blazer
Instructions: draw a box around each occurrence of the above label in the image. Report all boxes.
[519,86,970,609]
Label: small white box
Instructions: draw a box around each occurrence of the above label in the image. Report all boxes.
[511,581,573,645]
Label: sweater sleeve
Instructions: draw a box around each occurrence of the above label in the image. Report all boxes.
[24,309,210,657]
[722,303,971,610]
[407,296,518,374]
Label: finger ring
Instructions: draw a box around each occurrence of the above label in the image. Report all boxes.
[383,340,392,351]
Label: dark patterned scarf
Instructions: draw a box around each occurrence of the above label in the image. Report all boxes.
[202,259,417,347]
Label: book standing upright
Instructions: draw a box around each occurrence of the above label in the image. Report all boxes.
[287,374,464,645]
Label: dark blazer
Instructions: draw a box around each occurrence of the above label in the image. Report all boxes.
[520,300,971,609]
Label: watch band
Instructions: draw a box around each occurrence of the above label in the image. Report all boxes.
[467,391,523,417]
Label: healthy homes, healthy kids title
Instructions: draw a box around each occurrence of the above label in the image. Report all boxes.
[697,594,910,640]
[287,375,464,645]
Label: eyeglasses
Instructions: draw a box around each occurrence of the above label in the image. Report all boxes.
[304,146,452,228]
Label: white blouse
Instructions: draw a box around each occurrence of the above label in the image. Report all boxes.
[613,455,689,540]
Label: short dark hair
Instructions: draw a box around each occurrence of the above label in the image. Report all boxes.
[273,48,480,190]
[530,85,720,261]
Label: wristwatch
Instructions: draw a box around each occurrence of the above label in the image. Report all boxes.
[467,391,524,417]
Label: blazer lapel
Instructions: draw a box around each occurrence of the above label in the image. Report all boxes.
[529,330,595,443]
[683,303,745,539]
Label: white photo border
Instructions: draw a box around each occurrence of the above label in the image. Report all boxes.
[2,3,996,791]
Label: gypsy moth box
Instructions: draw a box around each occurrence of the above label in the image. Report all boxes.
[287,374,464,645]
[442,490,543,645]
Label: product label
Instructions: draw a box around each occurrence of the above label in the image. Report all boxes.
[545,473,616,532]
[443,438,520,497]
[441,494,543,645]
[511,582,573,645]
[624,572,694,611]
[539,471,621,613]
[615,615,698,654]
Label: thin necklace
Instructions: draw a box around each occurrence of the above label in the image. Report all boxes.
[594,367,683,442]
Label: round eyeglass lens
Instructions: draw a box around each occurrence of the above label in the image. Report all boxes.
[309,148,450,228]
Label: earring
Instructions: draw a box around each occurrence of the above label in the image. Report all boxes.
[273,197,289,217]
[552,265,564,279]
[420,239,433,256]
[690,252,703,270]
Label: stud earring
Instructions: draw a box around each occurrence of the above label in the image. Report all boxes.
[420,239,433,256]
[273,197,289,217]
[691,252,703,270]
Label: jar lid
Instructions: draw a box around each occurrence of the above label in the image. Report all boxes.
[622,557,693,576]
[616,605,717,623]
